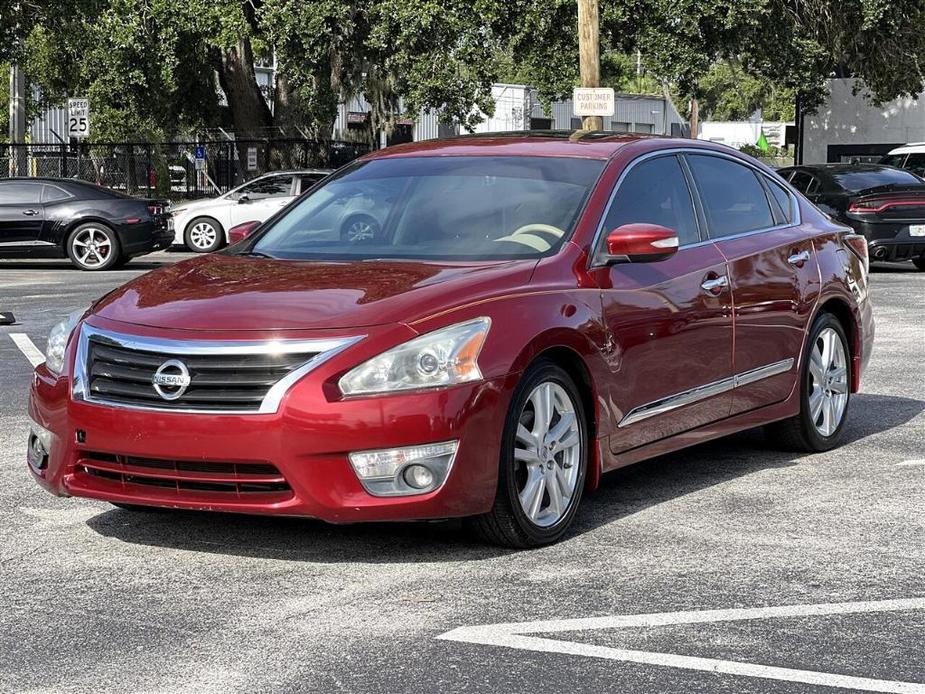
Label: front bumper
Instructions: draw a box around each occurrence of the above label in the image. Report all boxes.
[27,336,512,522]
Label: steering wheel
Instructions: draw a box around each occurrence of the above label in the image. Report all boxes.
[495,223,566,252]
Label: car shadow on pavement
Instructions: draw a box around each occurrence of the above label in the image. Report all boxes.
[85,393,923,561]
[0,261,166,272]
[869,262,919,273]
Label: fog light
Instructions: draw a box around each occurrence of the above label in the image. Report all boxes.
[348,441,458,497]
[404,464,435,489]
[27,420,54,472]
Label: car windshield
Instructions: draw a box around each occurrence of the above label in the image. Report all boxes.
[831,167,924,192]
[250,156,605,261]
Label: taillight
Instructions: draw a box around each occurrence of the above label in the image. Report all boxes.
[229,220,260,244]
[844,234,869,273]
[147,204,163,217]
[848,198,925,214]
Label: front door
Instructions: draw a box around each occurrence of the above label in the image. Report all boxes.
[590,154,735,452]
[229,174,295,228]
[686,154,819,414]
[0,181,45,245]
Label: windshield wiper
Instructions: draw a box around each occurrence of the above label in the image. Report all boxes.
[239,250,276,259]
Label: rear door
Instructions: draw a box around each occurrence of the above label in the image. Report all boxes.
[686,154,819,414]
[592,153,735,452]
[0,181,45,245]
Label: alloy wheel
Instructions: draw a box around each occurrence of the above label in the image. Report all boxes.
[190,222,218,250]
[513,381,582,528]
[72,227,113,267]
[807,327,849,436]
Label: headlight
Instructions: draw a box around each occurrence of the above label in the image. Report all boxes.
[338,317,491,396]
[45,308,87,375]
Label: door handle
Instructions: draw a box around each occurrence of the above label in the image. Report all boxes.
[21,209,38,216]
[788,250,811,266]
[700,275,729,294]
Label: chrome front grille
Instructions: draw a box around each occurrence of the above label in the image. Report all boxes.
[73,325,361,414]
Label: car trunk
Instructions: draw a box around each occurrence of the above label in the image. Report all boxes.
[144,198,172,232]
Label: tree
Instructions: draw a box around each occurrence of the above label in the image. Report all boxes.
[695,61,795,121]
[262,0,517,142]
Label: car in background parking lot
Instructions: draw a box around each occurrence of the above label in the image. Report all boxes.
[28,133,873,547]
[170,169,331,252]
[0,177,173,271]
[879,143,925,177]
[779,163,925,269]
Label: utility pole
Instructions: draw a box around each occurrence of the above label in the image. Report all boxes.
[689,97,699,140]
[577,0,602,131]
[8,0,26,176]
[9,64,26,144]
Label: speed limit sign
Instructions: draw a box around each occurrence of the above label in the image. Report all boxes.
[67,98,90,139]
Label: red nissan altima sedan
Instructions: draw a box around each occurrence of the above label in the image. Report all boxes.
[27,133,874,547]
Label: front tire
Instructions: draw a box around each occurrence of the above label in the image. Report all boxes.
[468,360,588,548]
[66,223,121,271]
[185,216,225,253]
[765,313,851,452]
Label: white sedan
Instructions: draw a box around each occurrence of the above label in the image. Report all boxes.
[170,169,332,252]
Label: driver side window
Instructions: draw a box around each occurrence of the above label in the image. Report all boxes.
[237,175,294,200]
[603,155,700,246]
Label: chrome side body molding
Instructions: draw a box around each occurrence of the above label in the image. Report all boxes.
[618,358,795,427]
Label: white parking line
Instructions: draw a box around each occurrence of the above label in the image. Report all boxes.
[438,597,925,693]
[896,460,925,467]
[9,333,44,368]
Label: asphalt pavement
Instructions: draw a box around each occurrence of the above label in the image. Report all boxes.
[0,254,922,693]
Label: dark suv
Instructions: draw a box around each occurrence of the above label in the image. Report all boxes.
[778,164,925,269]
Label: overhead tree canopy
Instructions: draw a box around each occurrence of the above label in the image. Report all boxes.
[3,0,924,142]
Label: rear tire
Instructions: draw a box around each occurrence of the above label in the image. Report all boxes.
[467,360,588,548]
[66,223,121,271]
[185,216,225,253]
[765,313,851,452]
[912,256,925,271]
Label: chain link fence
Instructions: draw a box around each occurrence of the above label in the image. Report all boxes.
[0,139,371,199]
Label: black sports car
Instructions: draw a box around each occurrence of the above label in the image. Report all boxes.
[0,178,173,270]
[778,163,925,269]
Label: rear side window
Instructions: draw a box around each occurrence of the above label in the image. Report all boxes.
[789,171,819,195]
[766,178,794,224]
[0,182,42,204]
[602,155,700,246]
[687,155,774,238]
[42,184,71,202]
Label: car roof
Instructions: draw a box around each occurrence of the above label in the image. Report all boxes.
[887,143,925,155]
[364,130,694,160]
[782,163,900,174]
[1,177,116,192]
[256,169,333,176]
[779,163,909,180]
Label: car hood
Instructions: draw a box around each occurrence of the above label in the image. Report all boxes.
[91,253,539,331]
